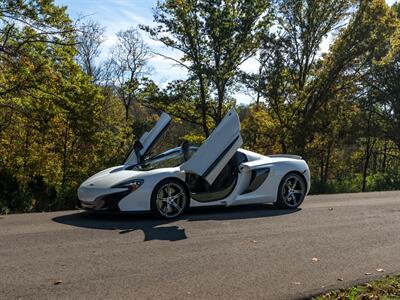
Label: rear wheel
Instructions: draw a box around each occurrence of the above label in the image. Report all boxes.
[276,172,306,209]
[151,178,188,219]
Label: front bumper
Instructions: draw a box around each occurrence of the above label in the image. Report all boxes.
[77,190,130,212]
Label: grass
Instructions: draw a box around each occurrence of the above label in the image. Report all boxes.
[312,275,400,300]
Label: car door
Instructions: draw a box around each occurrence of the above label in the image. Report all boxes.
[180,108,243,185]
[125,112,171,165]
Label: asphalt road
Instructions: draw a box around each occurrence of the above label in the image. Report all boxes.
[1,191,400,300]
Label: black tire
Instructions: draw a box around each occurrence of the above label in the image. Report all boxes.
[150,178,189,219]
[275,172,306,209]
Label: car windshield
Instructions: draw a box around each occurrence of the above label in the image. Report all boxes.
[126,148,183,171]
[125,146,197,171]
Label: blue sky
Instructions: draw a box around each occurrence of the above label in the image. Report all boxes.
[55,0,189,90]
[55,0,398,104]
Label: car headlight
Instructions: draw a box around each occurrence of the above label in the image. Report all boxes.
[112,179,144,192]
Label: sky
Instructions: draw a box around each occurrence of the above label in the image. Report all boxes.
[55,0,398,104]
[55,0,190,90]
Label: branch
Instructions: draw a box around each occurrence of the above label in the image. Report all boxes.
[153,52,189,70]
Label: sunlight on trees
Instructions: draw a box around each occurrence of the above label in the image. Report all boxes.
[1,0,400,213]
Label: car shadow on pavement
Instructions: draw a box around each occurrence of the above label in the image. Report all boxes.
[52,204,300,242]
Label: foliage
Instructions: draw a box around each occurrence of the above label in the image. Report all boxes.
[0,0,129,213]
[313,274,400,300]
[142,0,273,136]
[240,0,400,192]
[2,0,400,213]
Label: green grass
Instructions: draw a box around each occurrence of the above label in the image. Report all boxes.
[312,275,400,300]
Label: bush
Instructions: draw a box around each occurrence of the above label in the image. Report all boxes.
[366,172,400,191]
[0,168,76,214]
[310,174,363,194]
[310,172,400,195]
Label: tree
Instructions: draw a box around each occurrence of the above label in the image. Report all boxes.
[0,0,128,213]
[76,19,105,83]
[240,0,400,191]
[0,0,75,98]
[364,1,400,151]
[293,0,398,152]
[142,0,272,136]
[369,56,400,149]
[249,0,398,153]
[108,28,151,121]
[143,78,213,131]
[248,0,355,153]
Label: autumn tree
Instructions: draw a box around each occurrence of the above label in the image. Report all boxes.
[0,0,128,213]
[240,0,399,191]
[0,0,75,99]
[294,0,398,150]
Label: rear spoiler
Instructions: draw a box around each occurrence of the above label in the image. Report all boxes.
[267,154,302,160]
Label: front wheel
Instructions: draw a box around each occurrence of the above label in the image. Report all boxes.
[151,178,188,219]
[276,172,306,209]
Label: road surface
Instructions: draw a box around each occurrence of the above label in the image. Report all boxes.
[1,191,400,299]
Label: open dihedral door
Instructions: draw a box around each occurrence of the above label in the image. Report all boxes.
[124,112,171,165]
[180,108,243,185]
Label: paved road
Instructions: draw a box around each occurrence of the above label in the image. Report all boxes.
[1,191,400,300]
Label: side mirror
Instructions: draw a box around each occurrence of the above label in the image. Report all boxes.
[133,140,144,151]
[181,140,191,161]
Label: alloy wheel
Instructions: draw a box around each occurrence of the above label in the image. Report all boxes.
[155,182,187,218]
[281,175,305,208]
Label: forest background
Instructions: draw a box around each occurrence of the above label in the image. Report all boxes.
[1,0,400,213]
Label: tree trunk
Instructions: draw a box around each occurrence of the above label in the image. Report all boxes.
[61,123,69,210]
[252,86,262,147]
[362,135,371,192]
[125,107,129,121]
[382,140,387,173]
[319,152,324,189]
[323,145,332,185]
[362,111,373,192]
[251,104,260,147]
[198,76,209,138]
[216,84,225,123]
[280,138,287,153]
[23,124,30,172]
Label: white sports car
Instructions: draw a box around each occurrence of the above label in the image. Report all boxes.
[77,109,311,218]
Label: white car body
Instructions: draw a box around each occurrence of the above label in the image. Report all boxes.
[78,109,311,216]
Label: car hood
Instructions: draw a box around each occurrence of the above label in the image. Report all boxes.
[81,165,144,189]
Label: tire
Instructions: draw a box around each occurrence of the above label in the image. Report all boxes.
[150,178,189,219]
[275,172,306,209]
